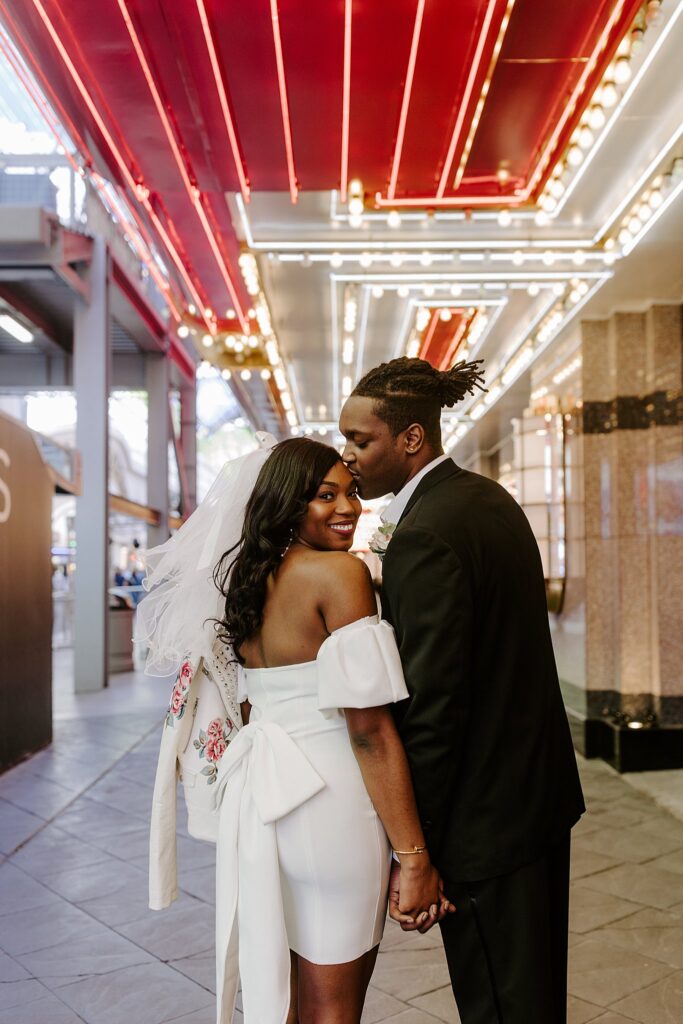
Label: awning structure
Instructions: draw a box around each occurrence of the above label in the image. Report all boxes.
[1,0,682,449]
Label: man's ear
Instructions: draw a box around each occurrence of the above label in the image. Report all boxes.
[403,423,425,454]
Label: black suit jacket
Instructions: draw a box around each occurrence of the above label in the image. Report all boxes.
[381,459,584,882]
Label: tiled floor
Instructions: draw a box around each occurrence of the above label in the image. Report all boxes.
[1,660,682,1024]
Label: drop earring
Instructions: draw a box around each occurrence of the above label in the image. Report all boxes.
[281,527,296,559]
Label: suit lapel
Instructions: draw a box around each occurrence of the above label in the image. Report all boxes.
[397,459,460,526]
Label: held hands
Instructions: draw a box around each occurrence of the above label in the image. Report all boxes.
[388,858,455,933]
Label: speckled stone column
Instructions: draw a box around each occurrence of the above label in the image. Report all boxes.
[645,305,683,725]
[580,304,683,764]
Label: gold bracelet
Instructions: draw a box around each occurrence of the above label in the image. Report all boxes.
[392,845,427,856]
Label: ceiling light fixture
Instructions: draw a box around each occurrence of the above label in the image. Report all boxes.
[387,0,426,200]
[0,314,33,343]
[340,0,352,202]
[195,0,250,203]
[437,0,500,196]
[270,0,299,203]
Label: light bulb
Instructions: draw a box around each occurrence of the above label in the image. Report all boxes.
[202,334,213,348]
[390,252,403,268]
[330,253,343,268]
[631,27,645,52]
[512,251,524,266]
[177,325,189,339]
[359,252,372,268]
[450,284,461,297]
[540,194,557,212]
[371,285,384,299]
[542,251,555,266]
[614,58,631,85]
[549,178,565,199]
[240,369,252,381]
[618,227,632,246]
[578,126,594,150]
[601,81,618,108]
[553,282,565,296]
[416,307,430,331]
[497,209,512,227]
[527,283,540,297]
[348,196,364,217]
[348,178,363,196]
[387,210,401,228]
[567,145,583,167]
[628,214,642,234]
[420,251,432,267]
[260,369,271,380]
[423,285,435,297]
[397,285,409,298]
[588,105,606,131]
[649,188,663,210]
[616,36,631,59]
[349,214,363,228]
[534,210,549,226]
[440,309,452,322]
[221,369,232,380]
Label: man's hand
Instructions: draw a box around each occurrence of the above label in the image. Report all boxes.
[388,859,456,933]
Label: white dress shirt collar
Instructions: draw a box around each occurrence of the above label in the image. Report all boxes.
[380,453,452,525]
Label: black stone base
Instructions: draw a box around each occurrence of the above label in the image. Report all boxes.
[567,706,683,773]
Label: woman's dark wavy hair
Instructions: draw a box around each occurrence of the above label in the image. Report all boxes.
[213,437,342,662]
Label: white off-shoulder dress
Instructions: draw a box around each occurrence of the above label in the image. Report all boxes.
[212,615,409,1024]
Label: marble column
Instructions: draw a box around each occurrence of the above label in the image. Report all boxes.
[578,304,682,768]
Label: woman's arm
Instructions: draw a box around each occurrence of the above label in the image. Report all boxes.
[319,553,442,924]
[344,704,442,924]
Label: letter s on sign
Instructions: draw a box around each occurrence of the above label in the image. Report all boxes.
[0,448,10,524]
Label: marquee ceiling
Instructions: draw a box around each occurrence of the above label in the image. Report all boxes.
[1,0,682,446]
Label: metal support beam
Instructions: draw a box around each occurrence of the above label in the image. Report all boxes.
[73,237,110,692]
[180,379,197,514]
[146,352,170,548]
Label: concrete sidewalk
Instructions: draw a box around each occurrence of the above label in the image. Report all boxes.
[1,663,682,1024]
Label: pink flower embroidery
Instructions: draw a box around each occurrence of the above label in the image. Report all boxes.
[166,661,192,726]
[206,718,224,742]
[206,735,227,763]
[194,716,234,783]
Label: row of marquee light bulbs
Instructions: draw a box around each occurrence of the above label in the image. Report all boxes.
[536,1,662,218]
[176,252,300,430]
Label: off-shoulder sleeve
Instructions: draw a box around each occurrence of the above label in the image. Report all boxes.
[237,664,248,703]
[317,615,409,711]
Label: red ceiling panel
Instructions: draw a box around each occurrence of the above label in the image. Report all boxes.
[0,0,644,313]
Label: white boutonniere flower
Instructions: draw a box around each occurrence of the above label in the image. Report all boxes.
[369,523,396,560]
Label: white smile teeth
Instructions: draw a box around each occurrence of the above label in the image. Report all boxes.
[330,524,353,533]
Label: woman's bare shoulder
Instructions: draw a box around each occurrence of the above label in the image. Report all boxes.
[301,550,372,587]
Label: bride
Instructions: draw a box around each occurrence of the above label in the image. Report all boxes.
[140,435,450,1024]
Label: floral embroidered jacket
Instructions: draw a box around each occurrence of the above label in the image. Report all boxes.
[149,642,242,911]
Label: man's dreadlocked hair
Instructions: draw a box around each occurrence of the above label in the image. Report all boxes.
[352,357,486,446]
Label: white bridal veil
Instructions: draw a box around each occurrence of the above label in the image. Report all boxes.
[134,432,278,676]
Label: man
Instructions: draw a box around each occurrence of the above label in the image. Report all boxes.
[340,357,584,1024]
